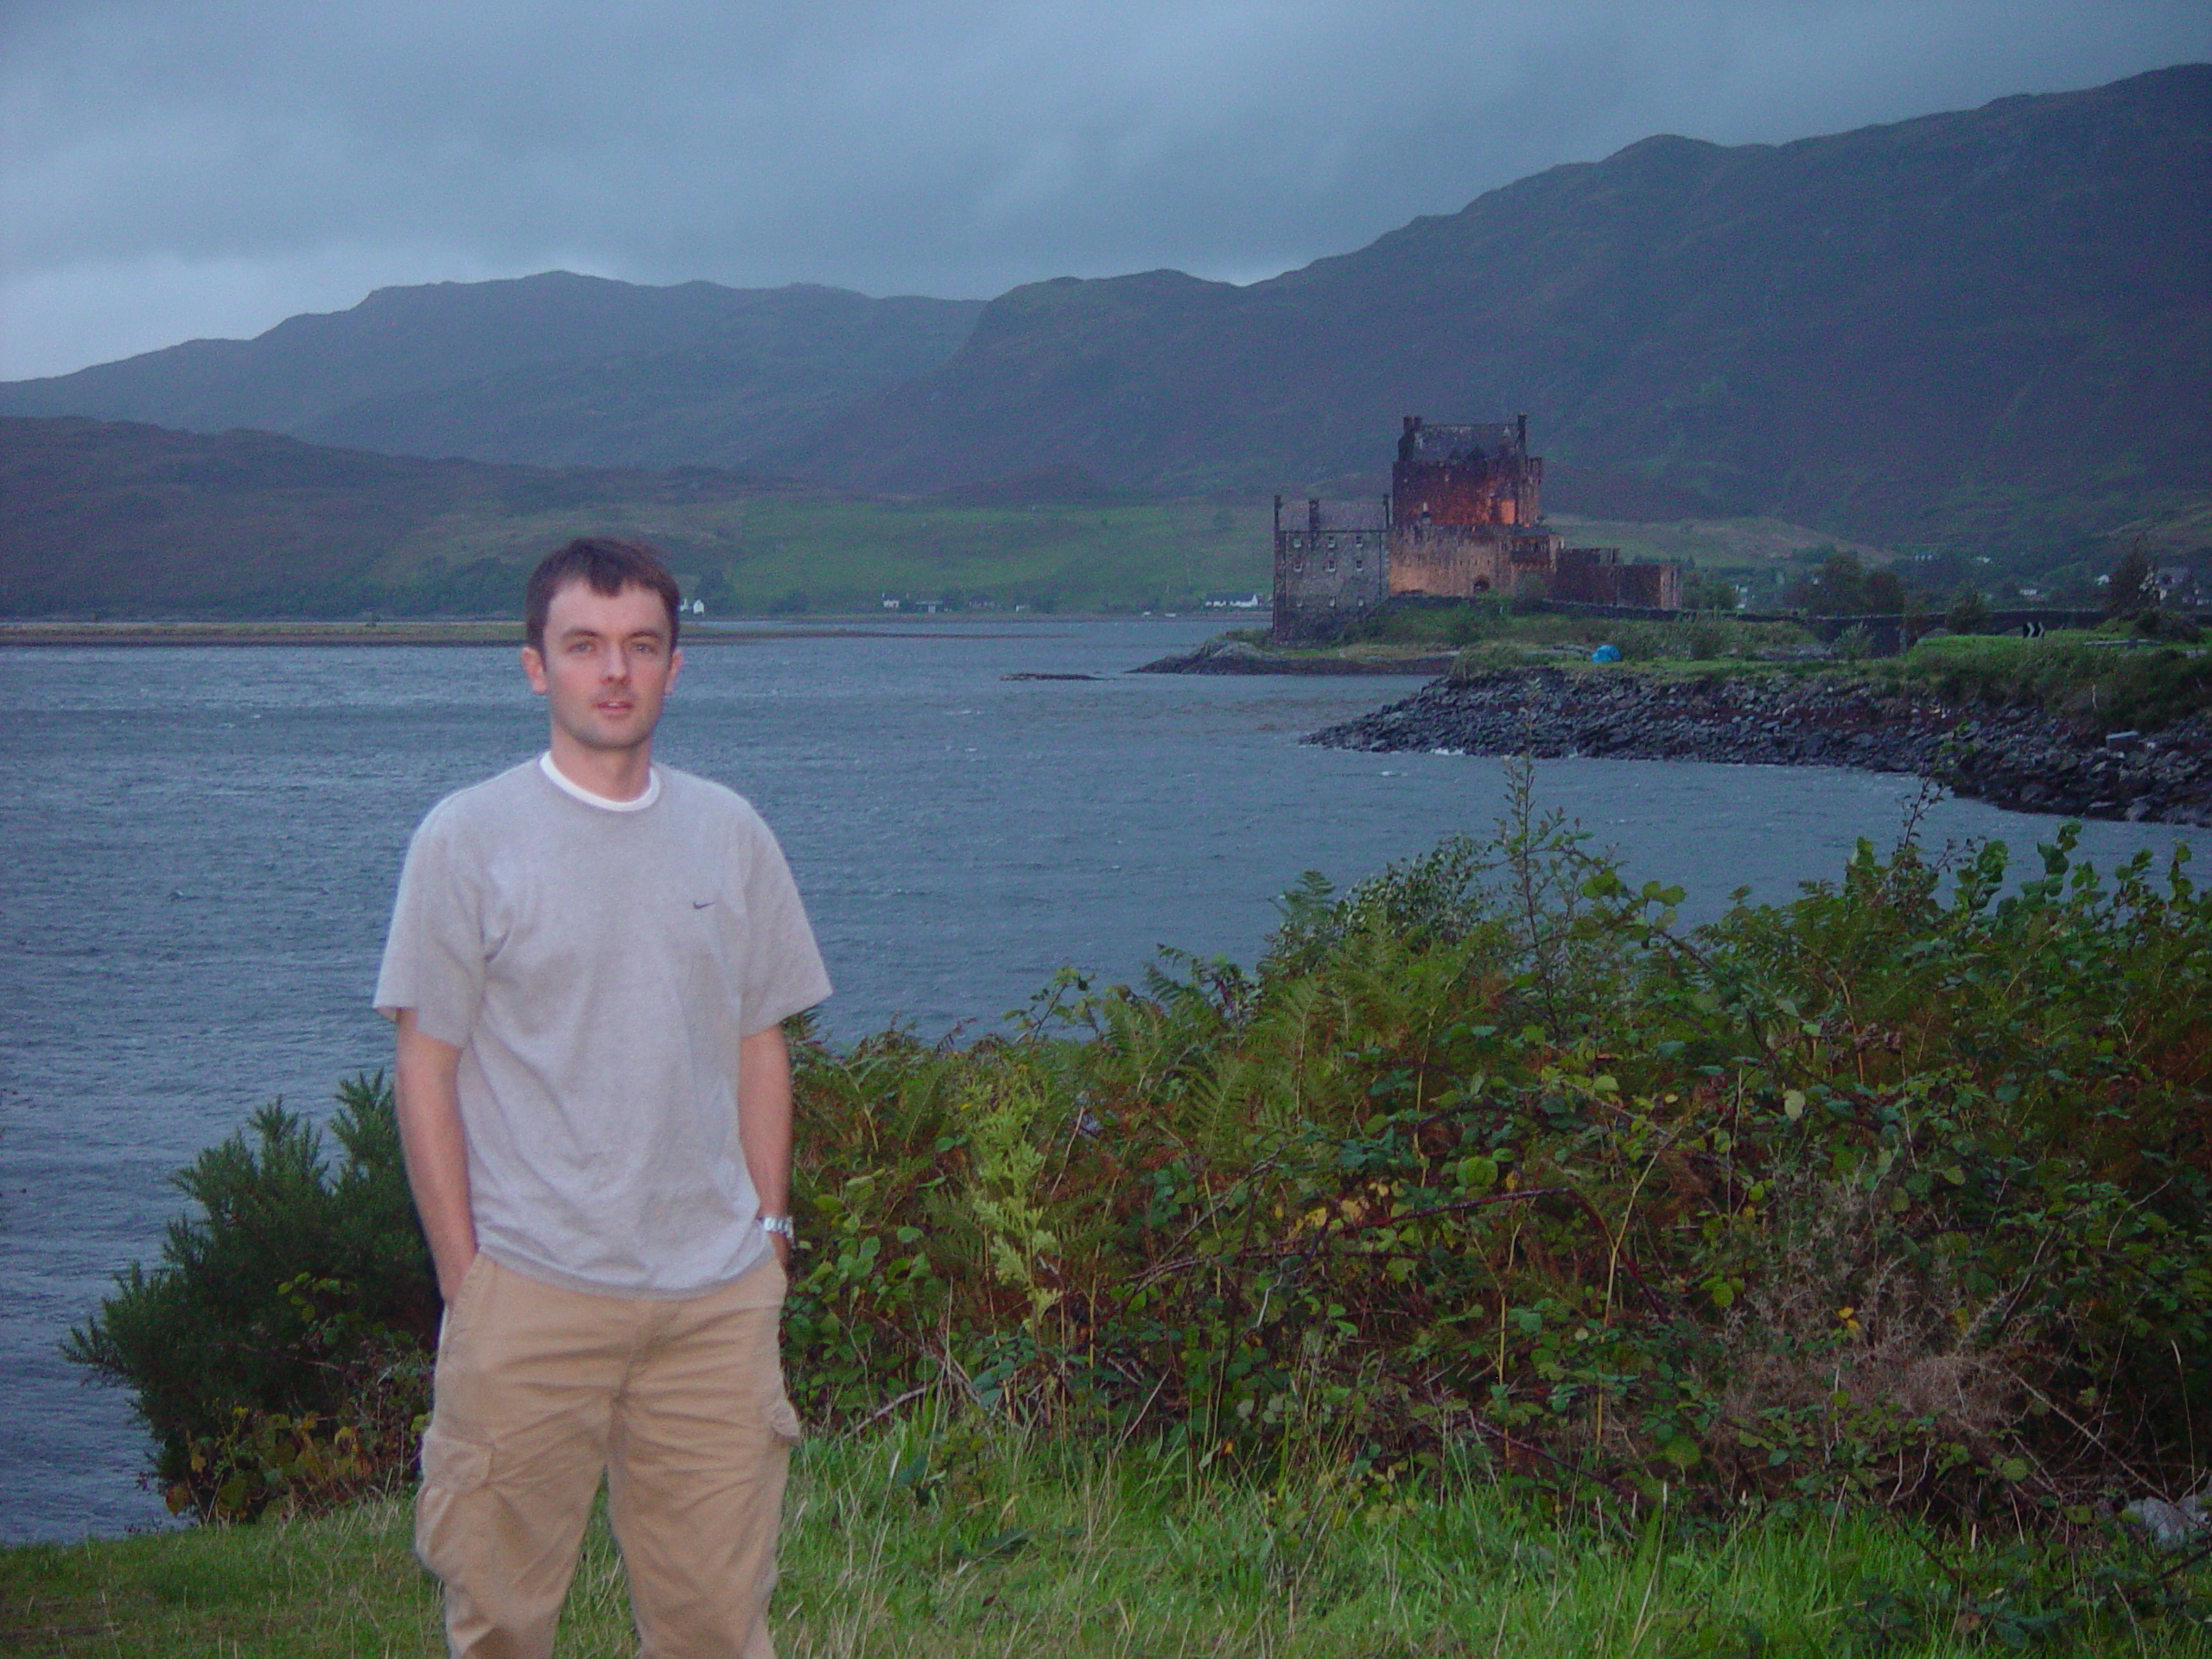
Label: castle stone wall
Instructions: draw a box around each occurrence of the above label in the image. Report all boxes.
[1272,496,1389,641]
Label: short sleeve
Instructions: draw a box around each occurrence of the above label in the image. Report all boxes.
[373,809,487,1046]
[737,820,832,1035]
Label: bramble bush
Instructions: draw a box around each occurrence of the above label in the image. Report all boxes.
[784,767,2211,1535]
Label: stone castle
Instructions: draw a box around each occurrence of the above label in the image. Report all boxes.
[1272,416,1682,641]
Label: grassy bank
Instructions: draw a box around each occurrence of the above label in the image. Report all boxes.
[1319,607,1815,664]
[1218,609,2212,734]
[8,1425,2207,1656]
[1201,611,1819,676]
[1454,628,2212,735]
[1872,633,2212,734]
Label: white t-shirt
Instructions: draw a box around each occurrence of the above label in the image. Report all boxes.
[375,758,831,1298]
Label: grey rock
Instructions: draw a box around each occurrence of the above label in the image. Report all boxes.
[2121,1495,2207,1550]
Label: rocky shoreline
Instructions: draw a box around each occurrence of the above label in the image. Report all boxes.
[1306,668,2212,828]
[1133,639,1457,676]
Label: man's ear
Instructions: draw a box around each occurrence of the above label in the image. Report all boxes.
[667,645,683,692]
[520,644,549,695]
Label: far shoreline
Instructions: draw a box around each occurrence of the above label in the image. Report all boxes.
[0,615,1135,648]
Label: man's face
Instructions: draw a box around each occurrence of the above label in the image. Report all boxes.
[520,579,682,753]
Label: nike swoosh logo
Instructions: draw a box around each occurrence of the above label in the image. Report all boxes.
[692,899,715,909]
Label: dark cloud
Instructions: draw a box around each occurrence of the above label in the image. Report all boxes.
[3,0,2207,377]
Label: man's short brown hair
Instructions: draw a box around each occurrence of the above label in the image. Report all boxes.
[524,538,683,655]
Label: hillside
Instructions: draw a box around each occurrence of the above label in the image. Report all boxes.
[0,276,985,471]
[4,69,2204,563]
[0,416,785,614]
[0,417,1268,616]
[780,66,2210,556]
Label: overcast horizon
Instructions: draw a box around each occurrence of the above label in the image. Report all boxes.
[3,2,2207,384]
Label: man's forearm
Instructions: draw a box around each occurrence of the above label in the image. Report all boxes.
[393,1011,477,1303]
[737,1025,793,1262]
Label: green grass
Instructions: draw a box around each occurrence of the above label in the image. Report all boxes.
[1264,606,1816,671]
[374,494,1275,616]
[1261,606,2212,729]
[1876,630,2212,731]
[7,1426,2206,1656]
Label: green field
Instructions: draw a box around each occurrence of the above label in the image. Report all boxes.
[373,493,1277,618]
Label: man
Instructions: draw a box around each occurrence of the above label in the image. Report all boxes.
[376,537,830,1659]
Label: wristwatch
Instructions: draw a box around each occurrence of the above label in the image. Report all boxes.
[760,1214,795,1240]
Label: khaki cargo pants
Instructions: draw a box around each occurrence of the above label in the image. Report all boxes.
[416,1253,801,1659]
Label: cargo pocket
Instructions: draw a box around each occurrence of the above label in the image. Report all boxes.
[414,1427,494,1584]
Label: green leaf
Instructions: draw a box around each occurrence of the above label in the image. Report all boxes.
[890,1449,931,1491]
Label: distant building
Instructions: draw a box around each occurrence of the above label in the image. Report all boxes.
[1273,416,1683,641]
[2155,565,2202,606]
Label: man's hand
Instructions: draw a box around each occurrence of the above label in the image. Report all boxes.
[738,1025,794,1270]
[393,1010,477,1305]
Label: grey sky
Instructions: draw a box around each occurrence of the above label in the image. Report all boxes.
[3,0,2206,380]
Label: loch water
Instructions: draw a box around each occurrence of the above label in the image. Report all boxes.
[1,618,2199,1541]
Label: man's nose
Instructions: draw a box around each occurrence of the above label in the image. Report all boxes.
[601,647,632,681]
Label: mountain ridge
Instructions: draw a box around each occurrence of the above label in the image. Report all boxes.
[0,274,988,469]
[772,64,2208,556]
[4,66,2205,556]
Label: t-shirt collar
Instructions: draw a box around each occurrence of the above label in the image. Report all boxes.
[538,751,661,813]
